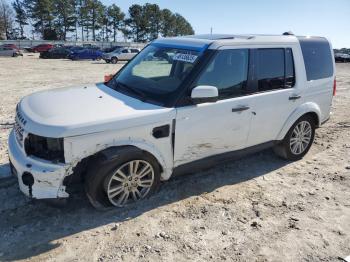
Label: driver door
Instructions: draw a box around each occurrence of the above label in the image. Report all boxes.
[174,48,255,167]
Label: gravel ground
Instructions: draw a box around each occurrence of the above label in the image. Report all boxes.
[0,54,349,262]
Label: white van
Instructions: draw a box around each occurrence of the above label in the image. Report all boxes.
[8,34,336,208]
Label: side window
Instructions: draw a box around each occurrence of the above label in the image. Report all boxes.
[256,49,285,91]
[298,37,333,80]
[131,49,139,53]
[285,48,295,88]
[195,49,249,100]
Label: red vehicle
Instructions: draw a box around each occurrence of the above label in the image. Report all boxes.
[1,44,19,51]
[30,44,53,53]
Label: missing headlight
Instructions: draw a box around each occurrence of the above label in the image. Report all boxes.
[25,134,65,163]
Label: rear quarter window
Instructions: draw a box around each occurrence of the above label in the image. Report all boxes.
[298,37,333,81]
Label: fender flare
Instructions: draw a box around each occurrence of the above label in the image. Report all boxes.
[91,141,172,180]
[276,102,321,141]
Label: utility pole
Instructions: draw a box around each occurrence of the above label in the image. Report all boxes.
[210,27,213,35]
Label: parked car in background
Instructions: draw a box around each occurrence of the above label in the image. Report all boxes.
[67,46,85,53]
[29,44,53,53]
[39,47,71,59]
[0,46,22,57]
[1,44,20,51]
[68,48,104,60]
[8,34,336,209]
[335,53,350,62]
[102,47,140,64]
[102,45,123,53]
[82,44,100,50]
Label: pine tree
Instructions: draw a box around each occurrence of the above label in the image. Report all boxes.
[53,0,76,40]
[12,0,28,38]
[107,4,124,42]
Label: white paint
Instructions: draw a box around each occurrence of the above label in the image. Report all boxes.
[8,34,335,200]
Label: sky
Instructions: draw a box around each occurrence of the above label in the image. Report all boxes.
[102,0,350,48]
[5,0,350,48]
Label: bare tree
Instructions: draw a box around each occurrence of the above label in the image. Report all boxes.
[0,0,14,39]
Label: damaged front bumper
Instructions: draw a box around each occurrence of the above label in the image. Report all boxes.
[8,130,70,199]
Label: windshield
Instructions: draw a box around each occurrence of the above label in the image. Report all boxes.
[107,44,201,105]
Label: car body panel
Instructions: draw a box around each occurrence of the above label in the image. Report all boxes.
[31,44,54,53]
[103,47,140,62]
[69,49,103,60]
[19,83,174,138]
[0,47,17,56]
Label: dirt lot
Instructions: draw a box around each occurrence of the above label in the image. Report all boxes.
[0,54,349,262]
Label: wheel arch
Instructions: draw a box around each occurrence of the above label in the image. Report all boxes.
[65,142,169,189]
[276,102,321,141]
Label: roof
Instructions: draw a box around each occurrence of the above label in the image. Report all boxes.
[152,34,304,51]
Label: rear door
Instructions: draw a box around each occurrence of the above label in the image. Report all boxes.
[119,49,129,60]
[297,37,335,122]
[246,47,302,147]
[174,48,255,167]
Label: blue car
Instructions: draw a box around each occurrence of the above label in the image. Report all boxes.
[69,49,104,60]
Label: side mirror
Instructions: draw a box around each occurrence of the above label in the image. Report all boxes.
[104,74,113,82]
[191,85,218,104]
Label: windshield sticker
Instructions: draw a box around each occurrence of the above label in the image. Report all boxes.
[172,53,198,63]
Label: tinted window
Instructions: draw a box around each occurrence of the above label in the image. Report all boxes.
[195,49,249,99]
[131,49,139,53]
[285,48,295,88]
[256,49,285,91]
[298,37,333,80]
[122,49,129,53]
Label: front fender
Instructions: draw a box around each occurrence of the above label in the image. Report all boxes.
[276,102,321,141]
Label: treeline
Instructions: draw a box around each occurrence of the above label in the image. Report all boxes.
[0,0,194,42]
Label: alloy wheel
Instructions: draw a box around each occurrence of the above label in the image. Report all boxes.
[290,121,312,155]
[106,160,154,207]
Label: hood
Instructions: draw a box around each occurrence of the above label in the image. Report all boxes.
[19,83,174,138]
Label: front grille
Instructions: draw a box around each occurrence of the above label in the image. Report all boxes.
[14,105,26,146]
[14,119,24,146]
[25,134,65,163]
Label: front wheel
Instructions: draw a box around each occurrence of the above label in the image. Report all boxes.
[274,115,315,161]
[85,149,161,209]
[111,57,118,64]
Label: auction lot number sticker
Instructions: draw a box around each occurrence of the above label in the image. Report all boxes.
[173,53,198,63]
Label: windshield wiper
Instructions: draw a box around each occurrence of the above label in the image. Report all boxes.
[115,81,147,102]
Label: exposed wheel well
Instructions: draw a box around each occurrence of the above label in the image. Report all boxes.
[303,112,320,127]
[63,145,163,192]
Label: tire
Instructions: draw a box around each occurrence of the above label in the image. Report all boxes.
[85,147,161,209]
[273,115,316,161]
[105,60,110,64]
[111,57,118,64]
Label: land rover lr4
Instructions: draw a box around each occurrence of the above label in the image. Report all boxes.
[9,34,336,208]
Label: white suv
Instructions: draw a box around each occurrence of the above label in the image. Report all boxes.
[8,34,336,208]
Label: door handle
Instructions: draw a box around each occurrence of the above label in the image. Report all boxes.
[232,106,250,112]
[289,95,301,100]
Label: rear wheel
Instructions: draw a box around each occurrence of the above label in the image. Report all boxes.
[111,57,118,64]
[274,115,315,161]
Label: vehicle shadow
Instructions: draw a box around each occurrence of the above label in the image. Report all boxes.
[0,163,11,181]
[0,149,290,260]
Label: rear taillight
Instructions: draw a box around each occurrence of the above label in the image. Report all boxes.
[333,77,336,96]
